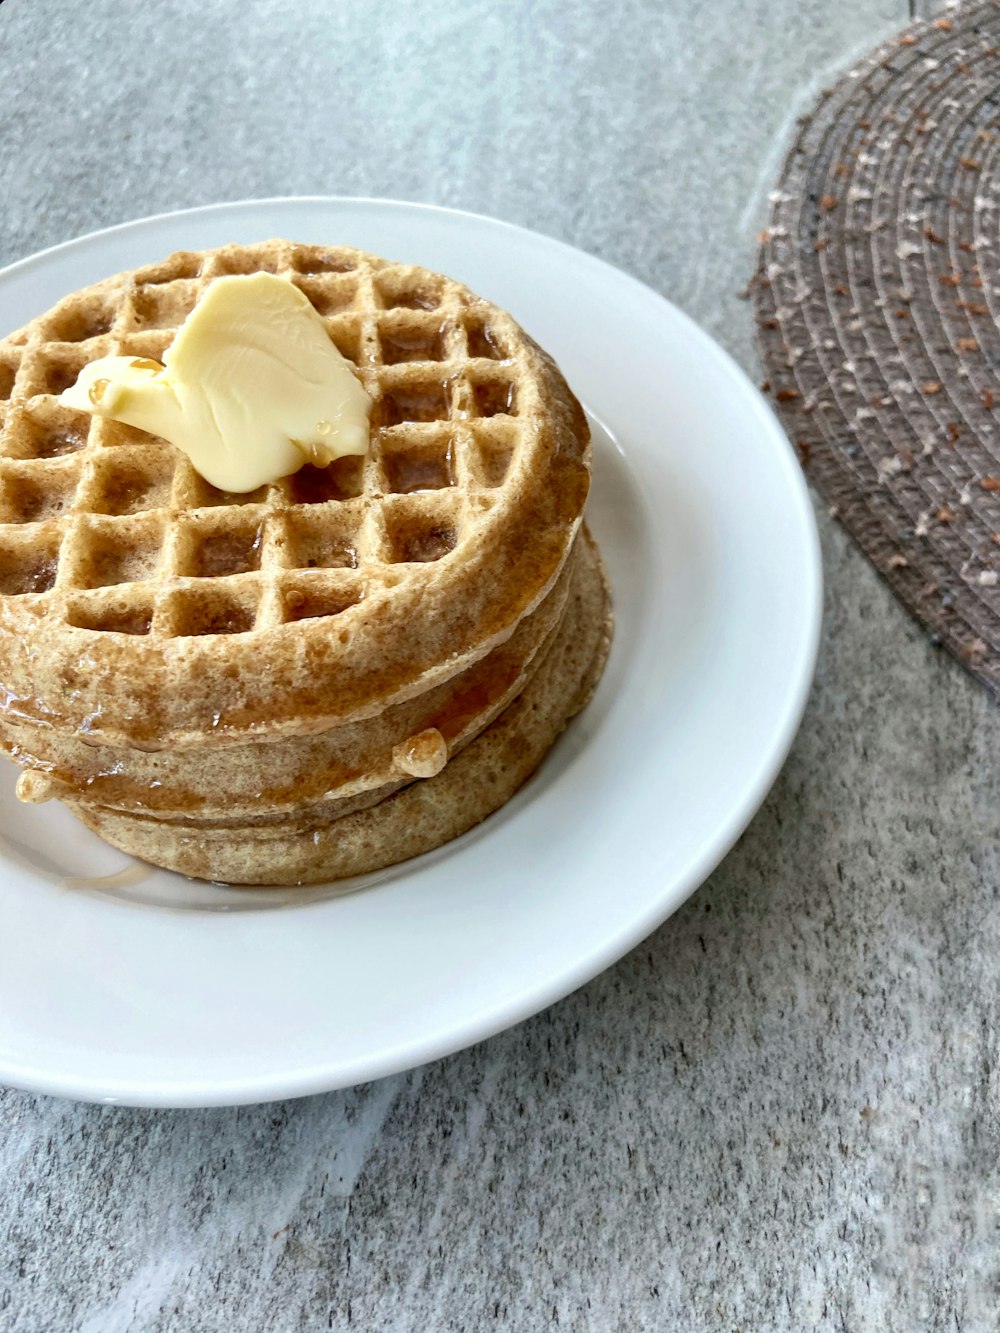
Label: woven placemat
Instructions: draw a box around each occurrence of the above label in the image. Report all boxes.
[754,0,1000,694]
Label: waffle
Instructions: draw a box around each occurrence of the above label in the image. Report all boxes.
[72,532,612,884]
[0,240,590,745]
[10,544,579,821]
[0,239,609,885]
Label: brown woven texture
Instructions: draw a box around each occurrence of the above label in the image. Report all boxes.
[754,0,1000,694]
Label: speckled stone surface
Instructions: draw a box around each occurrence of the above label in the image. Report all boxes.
[3,1,997,1330]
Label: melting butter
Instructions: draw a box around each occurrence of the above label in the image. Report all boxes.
[60,273,372,492]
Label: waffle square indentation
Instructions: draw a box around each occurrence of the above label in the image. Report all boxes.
[286,512,360,569]
[167,586,259,636]
[378,319,447,365]
[473,378,517,418]
[378,381,451,426]
[288,458,366,505]
[7,408,88,460]
[93,419,162,450]
[375,272,443,311]
[384,497,460,564]
[86,451,175,515]
[42,300,115,344]
[294,275,360,317]
[75,516,163,588]
[291,247,357,275]
[182,517,263,578]
[31,348,89,398]
[0,460,80,522]
[132,282,199,331]
[0,530,61,594]
[380,435,455,493]
[466,320,508,361]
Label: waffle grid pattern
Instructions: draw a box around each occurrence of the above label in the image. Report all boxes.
[0,242,529,639]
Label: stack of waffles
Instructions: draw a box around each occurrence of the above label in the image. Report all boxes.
[0,242,611,884]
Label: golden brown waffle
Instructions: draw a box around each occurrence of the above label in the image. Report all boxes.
[0,240,609,885]
[9,543,579,821]
[0,240,591,746]
[72,531,612,885]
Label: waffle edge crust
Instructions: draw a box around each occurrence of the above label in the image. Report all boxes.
[0,240,611,885]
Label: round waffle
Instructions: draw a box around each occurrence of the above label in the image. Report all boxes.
[0,240,591,745]
[8,539,579,820]
[0,240,609,884]
[71,531,612,885]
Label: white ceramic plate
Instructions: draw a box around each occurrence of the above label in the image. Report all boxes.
[0,199,821,1107]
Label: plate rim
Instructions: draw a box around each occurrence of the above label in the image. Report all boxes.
[0,197,822,1106]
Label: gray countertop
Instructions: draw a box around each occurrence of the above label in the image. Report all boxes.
[2,1,996,1329]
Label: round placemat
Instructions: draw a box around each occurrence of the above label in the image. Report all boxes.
[754,1,1000,694]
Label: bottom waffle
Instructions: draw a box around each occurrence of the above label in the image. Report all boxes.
[70,532,612,885]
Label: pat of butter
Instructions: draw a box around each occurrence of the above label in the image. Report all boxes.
[60,273,372,493]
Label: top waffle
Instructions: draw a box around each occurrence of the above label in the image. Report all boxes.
[0,241,591,746]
